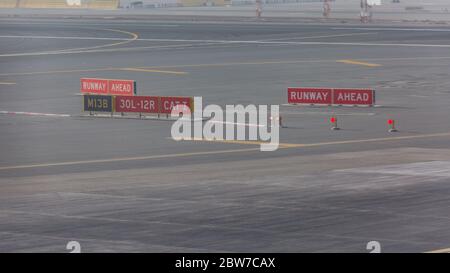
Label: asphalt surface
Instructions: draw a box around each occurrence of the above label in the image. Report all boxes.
[1,18,450,253]
[3,0,450,23]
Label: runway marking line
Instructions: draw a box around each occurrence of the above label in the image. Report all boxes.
[120,68,188,75]
[0,28,140,58]
[0,82,16,85]
[0,111,70,117]
[53,28,139,53]
[0,35,132,41]
[170,138,272,146]
[4,55,450,77]
[0,148,261,171]
[261,32,377,42]
[0,67,187,77]
[135,60,330,70]
[290,132,450,148]
[209,120,265,128]
[332,27,450,32]
[2,38,450,58]
[337,59,382,67]
[171,132,450,148]
[1,132,450,171]
[0,68,116,76]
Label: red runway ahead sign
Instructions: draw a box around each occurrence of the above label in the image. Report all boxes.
[288,88,333,105]
[160,96,193,114]
[81,78,109,94]
[108,80,136,96]
[288,87,375,106]
[81,78,136,96]
[115,96,159,113]
[333,89,374,106]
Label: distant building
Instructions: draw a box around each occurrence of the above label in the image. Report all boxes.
[120,0,231,8]
[13,0,119,9]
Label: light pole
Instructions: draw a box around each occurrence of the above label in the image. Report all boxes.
[256,0,262,19]
[360,0,368,23]
[323,0,331,18]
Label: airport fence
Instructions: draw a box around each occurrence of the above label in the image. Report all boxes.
[11,0,119,9]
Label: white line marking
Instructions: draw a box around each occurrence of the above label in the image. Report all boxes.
[1,33,376,43]
[332,27,450,32]
[0,21,181,28]
[52,28,138,53]
[0,111,70,117]
[280,111,376,116]
[0,28,139,57]
[119,67,188,75]
[0,35,130,41]
[262,32,376,41]
[92,38,450,48]
[2,38,450,57]
[209,120,265,127]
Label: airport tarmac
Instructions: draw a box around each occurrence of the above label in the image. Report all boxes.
[1,18,450,252]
